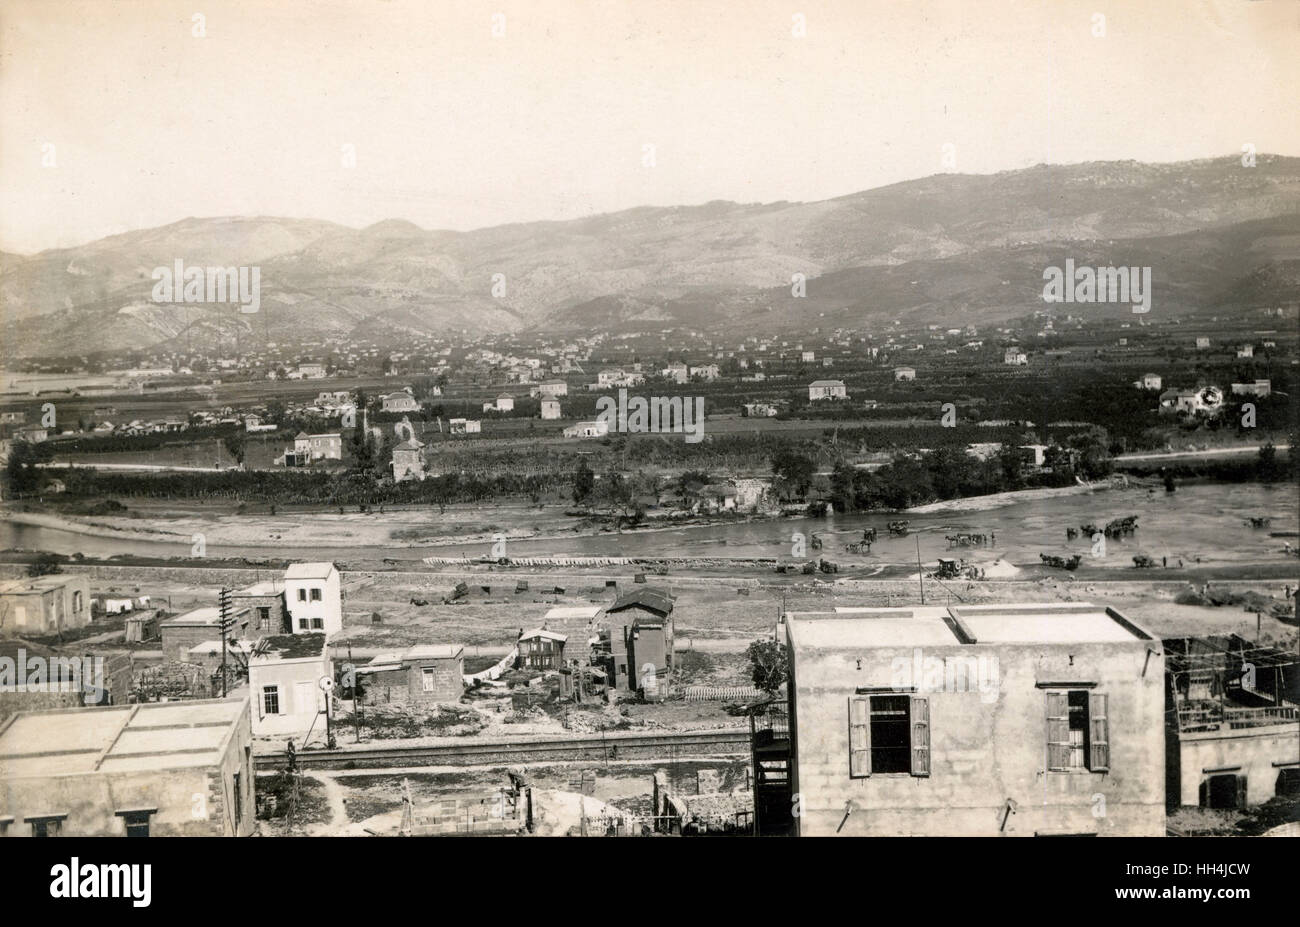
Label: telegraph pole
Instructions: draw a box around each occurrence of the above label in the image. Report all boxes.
[916,536,925,605]
[218,586,233,697]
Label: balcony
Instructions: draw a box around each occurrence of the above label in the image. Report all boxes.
[1176,701,1298,734]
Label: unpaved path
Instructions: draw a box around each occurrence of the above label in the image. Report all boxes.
[305,772,349,835]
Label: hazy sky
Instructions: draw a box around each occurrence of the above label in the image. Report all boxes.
[2,0,1297,254]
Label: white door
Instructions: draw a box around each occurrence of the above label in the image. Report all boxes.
[295,681,316,720]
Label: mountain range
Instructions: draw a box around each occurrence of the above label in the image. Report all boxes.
[3,155,1299,359]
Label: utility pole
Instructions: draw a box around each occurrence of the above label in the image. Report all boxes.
[217,586,233,697]
[916,536,925,605]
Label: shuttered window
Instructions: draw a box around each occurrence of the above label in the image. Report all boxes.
[1046,688,1109,772]
[1088,692,1109,771]
[910,695,931,777]
[850,695,931,777]
[1046,691,1071,770]
[849,696,870,777]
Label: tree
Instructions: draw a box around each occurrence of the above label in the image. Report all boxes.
[829,461,856,512]
[1066,426,1113,480]
[572,460,595,506]
[597,470,641,528]
[265,398,288,425]
[1258,443,1284,481]
[995,442,1025,490]
[4,440,54,496]
[27,553,63,576]
[223,433,246,466]
[676,470,712,507]
[747,639,789,692]
[771,450,816,500]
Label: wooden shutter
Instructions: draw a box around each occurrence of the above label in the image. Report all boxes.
[849,696,871,777]
[1046,691,1070,770]
[910,695,931,777]
[1088,692,1109,771]
[1236,776,1248,809]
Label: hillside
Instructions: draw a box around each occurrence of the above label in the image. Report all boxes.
[3,155,1298,357]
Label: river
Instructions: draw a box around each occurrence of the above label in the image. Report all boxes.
[1,482,1296,569]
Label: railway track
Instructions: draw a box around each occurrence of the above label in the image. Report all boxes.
[255,728,751,770]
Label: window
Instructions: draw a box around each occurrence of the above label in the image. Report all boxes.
[27,815,66,837]
[297,589,306,602]
[1276,767,1300,798]
[116,809,154,837]
[232,773,242,830]
[1201,773,1246,809]
[0,816,12,837]
[258,607,271,630]
[311,618,323,630]
[298,619,309,630]
[72,591,83,612]
[848,694,929,777]
[262,685,280,715]
[422,667,437,692]
[1046,690,1108,771]
[310,588,322,602]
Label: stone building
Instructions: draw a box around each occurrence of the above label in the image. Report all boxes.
[0,699,255,836]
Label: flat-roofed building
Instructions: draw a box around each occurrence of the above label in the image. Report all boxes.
[0,699,255,836]
[0,575,92,636]
[601,588,674,696]
[358,644,464,706]
[232,579,288,636]
[248,633,331,738]
[283,562,342,637]
[767,602,1164,836]
[160,606,252,663]
[1164,636,1299,811]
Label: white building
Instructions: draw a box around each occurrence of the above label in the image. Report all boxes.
[381,390,420,413]
[248,633,332,738]
[1133,373,1162,391]
[449,418,481,435]
[533,380,567,398]
[540,398,562,420]
[1003,348,1028,366]
[894,366,916,381]
[564,420,609,438]
[1231,379,1272,398]
[808,379,847,401]
[662,364,689,385]
[294,432,342,461]
[283,562,342,637]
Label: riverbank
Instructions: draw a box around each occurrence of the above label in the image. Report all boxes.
[904,482,1108,514]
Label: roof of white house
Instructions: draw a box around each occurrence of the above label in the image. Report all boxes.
[543,605,604,621]
[159,606,224,627]
[809,379,845,388]
[519,628,568,642]
[403,644,465,661]
[0,699,247,778]
[235,580,282,596]
[284,562,337,580]
[0,575,85,595]
[250,633,328,662]
[188,639,254,655]
[787,603,1151,652]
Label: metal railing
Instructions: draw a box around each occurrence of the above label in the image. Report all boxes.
[1177,702,1297,732]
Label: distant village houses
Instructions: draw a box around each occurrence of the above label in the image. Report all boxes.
[807,379,847,401]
